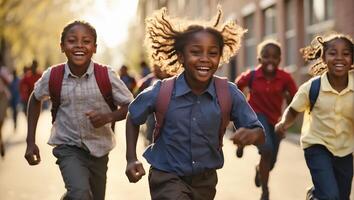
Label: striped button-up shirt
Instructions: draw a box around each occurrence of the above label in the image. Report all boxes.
[34,61,133,157]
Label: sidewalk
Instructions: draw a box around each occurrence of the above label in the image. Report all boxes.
[0,111,352,200]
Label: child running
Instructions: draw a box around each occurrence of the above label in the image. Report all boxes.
[235,39,297,200]
[275,33,354,200]
[125,7,265,200]
[24,20,134,200]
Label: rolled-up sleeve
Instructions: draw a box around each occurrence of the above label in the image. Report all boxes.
[108,68,134,106]
[33,68,50,101]
[289,80,311,113]
[229,83,263,129]
[128,81,160,125]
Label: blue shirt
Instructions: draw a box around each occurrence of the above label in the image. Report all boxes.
[128,73,262,176]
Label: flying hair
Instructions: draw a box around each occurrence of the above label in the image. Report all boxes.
[144,5,247,75]
[300,32,354,76]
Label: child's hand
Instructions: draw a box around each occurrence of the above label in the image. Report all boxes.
[231,127,264,146]
[274,122,286,139]
[85,110,113,128]
[125,160,146,183]
[24,143,41,165]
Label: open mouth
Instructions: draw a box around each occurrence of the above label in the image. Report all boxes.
[196,66,211,76]
[73,51,85,57]
[265,64,275,71]
[334,63,346,71]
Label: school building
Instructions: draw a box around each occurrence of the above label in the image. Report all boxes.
[136,0,354,82]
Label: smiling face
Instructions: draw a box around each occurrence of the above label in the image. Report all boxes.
[178,30,222,87]
[258,44,281,75]
[323,38,353,78]
[60,24,97,69]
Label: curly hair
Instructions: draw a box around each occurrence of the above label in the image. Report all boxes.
[300,33,354,76]
[144,6,246,75]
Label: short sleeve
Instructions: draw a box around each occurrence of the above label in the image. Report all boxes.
[228,82,263,129]
[107,67,134,106]
[289,80,311,113]
[33,68,50,101]
[284,73,298,97]
[235,70,251,91]
[128,81,161,125]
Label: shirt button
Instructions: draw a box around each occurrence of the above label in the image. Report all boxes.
[197,101,200,104]
[192,161,196,164]
[192,117,196,121]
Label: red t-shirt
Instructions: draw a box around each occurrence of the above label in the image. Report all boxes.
[235,66,297,125]
[20,71,42,102]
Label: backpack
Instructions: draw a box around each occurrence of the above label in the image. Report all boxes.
[48,63,116,129]
[309,76,321,113]
[153,75,232,148]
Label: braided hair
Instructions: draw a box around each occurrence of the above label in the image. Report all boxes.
[144,6,246,75]
[300,33,354,76]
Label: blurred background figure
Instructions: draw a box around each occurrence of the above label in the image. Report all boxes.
[19,59,42,115]
[9,69,20,130]
[139,61,151,78]
[0,60,13,157]
[118,64,137,93]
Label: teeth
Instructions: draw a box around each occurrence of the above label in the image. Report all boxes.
[197,67,210,70]
[74,52,84,56]
[335,64,344,67]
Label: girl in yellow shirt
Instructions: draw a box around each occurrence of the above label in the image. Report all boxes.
[275,33,354,200]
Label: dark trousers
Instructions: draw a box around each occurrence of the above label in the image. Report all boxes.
[148,168,218,200]
[53,145,109,200]
[304,145,353,200]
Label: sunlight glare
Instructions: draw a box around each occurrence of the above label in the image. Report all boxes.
[82,0,139,48]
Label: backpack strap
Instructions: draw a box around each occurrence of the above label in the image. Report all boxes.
[214,76,232,148]
[309,76,321,114]
[153,76,176,143]
[93,63,116,111]
[49,64,65,124]
[248,69,256,90]
[93,63,116,130]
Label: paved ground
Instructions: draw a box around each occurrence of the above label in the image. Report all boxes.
[0,111,352,200]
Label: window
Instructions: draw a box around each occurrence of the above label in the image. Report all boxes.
[285,0,296,67]
[307,0,333,25]
[305,0,334,43]
[263,5,277,38]
[244,14,256,68]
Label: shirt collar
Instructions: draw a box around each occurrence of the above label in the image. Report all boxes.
[64,60,94,78]
[175,73,217,99]
[321,71,354,93]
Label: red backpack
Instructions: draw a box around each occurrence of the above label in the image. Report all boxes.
[153,75,232,148]
[48,63,116,128]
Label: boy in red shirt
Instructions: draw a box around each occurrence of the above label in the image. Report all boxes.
[235,40,297,200]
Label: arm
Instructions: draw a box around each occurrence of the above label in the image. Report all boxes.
[125,113,145,183]
[274,106,299,138]
[86,103,129,128]
[24,92,42,165]
[231,127,265,146]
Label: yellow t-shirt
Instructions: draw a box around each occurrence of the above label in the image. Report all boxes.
[289,71,354,156]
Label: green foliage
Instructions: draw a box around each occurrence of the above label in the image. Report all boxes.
[0,0,93,71]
